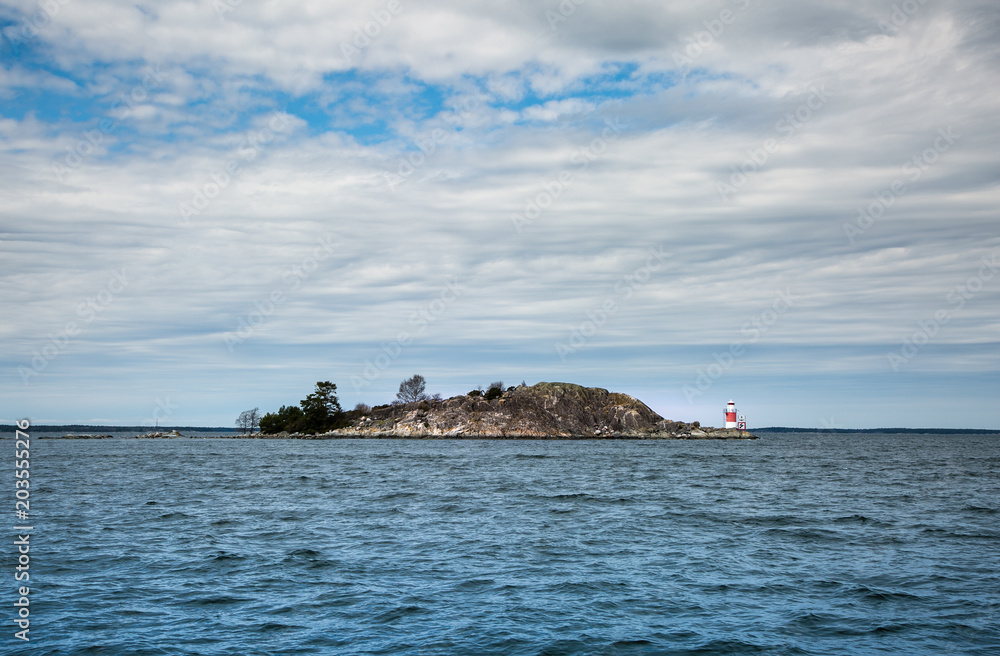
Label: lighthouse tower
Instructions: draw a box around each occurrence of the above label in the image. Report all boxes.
[724,400,738,429]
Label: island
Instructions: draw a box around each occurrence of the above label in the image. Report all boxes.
[274,382,756,440]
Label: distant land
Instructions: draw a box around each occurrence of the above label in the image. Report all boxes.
[318,382,753,439]
[2,426,996,437]
[0,425,237,433]
[4,383,754,440]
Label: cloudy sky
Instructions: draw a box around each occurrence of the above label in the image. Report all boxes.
[2,0,998,429]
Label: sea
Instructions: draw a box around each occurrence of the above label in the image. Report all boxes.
[6,431,999,655]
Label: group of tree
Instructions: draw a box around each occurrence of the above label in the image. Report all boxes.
[250,375,523,435]
[258,381,345,434]
[235,407,260,435]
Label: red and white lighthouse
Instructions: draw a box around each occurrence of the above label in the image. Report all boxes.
[724,400,738,429]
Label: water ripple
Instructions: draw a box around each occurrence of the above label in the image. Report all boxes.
[24,431,1000,655]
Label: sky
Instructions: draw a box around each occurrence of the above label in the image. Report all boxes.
[1,0,998,429]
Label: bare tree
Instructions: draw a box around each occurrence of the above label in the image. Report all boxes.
[396,374,427,404]
[236,407,260,435]
[236,411,250,435]
[354,402,372,415]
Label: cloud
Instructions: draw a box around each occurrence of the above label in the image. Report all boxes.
[1,0,998,427]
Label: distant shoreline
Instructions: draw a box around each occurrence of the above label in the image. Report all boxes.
[20,432,758,441]
[2,425,996,435]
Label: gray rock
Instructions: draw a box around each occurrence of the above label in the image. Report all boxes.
[330,382,757,440]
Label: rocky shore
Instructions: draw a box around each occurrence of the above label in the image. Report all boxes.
[57,430,187,439]
[42,384,756,440]
[288,382,756,440]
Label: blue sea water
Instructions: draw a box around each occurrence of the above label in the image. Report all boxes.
[8,432,1000,655]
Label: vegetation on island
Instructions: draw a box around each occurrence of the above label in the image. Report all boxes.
[253,375,520,435]
[235,407,260,435]
[247,378,740,439]
[258,381,346,434]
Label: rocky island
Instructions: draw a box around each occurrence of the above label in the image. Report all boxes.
[276,382,755,440]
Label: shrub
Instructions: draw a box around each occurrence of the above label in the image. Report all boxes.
[485,381,504,401]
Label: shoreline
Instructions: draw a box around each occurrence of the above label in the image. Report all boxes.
[35,430,757,440]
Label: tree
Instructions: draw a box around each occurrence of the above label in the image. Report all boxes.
[396,374,427,404]
[236,407,260,435]
[260,405,304,434]
[300,381,342,432]
[259,381,344,434]
[236,411,250,434]
[354,402,372,415]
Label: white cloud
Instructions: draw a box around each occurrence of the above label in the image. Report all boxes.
[2,0,999,426]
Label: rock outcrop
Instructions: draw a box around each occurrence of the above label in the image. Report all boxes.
[330,382,755,439]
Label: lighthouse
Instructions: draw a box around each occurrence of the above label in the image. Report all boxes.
[724,400,738,429]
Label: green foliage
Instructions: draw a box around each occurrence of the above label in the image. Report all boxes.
[467,389,482,397]
[260,405,304,434]
[260,381,344,434]
[300,381,343,432]
[485,380,504,401]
